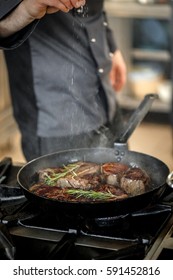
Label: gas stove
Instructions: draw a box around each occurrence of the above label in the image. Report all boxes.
[0,160,173,260]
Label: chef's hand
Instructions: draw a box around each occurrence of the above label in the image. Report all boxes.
[109,50,127,93]
[22,0,86,19]
[0,0,85,37]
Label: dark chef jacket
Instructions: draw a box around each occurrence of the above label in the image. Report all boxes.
[0,0,118,140]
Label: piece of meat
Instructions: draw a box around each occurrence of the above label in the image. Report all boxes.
[52,162,101,189]
[37,162,101,186]
[56,174,101,190]
[73,161,100,176]
[101,162,129,186]
[37,167,64,182]
[120,167,150,196]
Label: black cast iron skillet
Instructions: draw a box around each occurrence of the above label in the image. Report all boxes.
[17,94,170,218]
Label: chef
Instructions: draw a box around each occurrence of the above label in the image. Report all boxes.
[0,0,126,161]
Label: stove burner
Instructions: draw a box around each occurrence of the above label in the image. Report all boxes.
[94,214,130,227]
[0,157,12,184]
[0,184,25,202]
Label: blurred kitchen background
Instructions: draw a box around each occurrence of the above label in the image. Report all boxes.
[0,0,173,170]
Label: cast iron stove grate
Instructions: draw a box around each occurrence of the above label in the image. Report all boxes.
[1,199,172,260]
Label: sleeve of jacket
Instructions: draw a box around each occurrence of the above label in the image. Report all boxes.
[0,21,39,50]
[0,0,39,50]
[0,0,22,20]
[103,11,117,53]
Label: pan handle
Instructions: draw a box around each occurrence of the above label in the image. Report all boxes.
[115,94,158,143]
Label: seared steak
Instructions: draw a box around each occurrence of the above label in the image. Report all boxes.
[120,167,150,196]
[54,162,100,190]
[37,161,100,189]
[38,167,64,182]
[101,162,129,186]
[72,161,100,176]
[56,174,101,190]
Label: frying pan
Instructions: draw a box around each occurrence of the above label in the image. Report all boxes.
[17,94,170,217]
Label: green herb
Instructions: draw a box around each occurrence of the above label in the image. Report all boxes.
[66,189,117,201]
[44,163,80,186]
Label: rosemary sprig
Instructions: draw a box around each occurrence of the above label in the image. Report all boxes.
[44,163,80,186]
[66,189,117,201]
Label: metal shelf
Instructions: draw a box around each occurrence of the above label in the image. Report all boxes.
[105,1,171,19]
[131,49,171,62]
